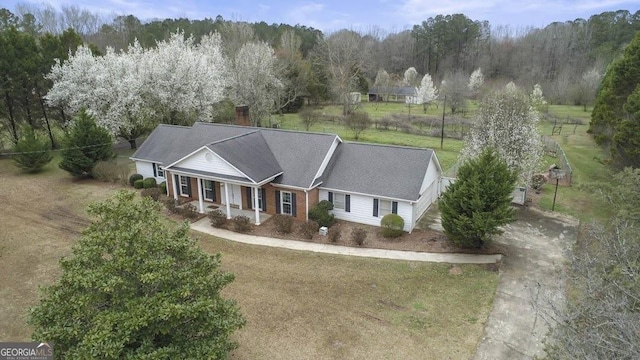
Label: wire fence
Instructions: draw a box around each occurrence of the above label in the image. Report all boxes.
[542,135,573,185]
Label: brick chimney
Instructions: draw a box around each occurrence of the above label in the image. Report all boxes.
[235,105,250,126]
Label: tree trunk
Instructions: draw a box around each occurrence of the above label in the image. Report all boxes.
[4,91,19,143]
[128,138,137,149]
[37,91,56,149]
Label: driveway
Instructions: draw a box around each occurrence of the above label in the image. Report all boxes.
[473,208,577,359]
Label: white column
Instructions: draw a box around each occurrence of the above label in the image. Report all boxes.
[238,185,243,210]
[197,178,204,214]
[253,187,261,225]
[224,182,231,219]
[305,190,309,221]
[172,173,178,201]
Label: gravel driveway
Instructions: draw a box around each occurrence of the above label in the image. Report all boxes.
[473,208,577,359]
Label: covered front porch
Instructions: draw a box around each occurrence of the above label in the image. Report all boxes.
[169,169,269,225]
[186,200,271,224]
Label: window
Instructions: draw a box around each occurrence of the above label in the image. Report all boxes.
[281,191,292,215]
[333,193,345,210]
[378,199,392,217]
[156,164,164,178]
[179,176,189,197]
[203,180,215,201]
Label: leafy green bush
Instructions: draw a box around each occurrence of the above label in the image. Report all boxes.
[140,188,161,201]
[351,228,367,246]
[308,200,335,227]
[158,181,167,194]
[208,209,227,228]
[299,220,319,239]
[380,214,404,238]
[143,178,157,189]
[133,179,144,189]
[129,174,143,186]
[273,214,294,234]
[328,226,341,243]
[231,215,251,233]
[12,127,52,172]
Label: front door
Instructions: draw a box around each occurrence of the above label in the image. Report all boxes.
[230,184,242,207]
[221,183,243,207]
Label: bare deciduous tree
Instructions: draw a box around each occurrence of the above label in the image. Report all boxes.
[313,30,369,115]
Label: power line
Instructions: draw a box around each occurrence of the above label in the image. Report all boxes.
[1,142,115,156]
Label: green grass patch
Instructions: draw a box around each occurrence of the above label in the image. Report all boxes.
[277,112,463,169]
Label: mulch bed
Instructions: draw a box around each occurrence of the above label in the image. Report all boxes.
[206,214,505,255]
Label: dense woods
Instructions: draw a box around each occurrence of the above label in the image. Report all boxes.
[1,5,639,153]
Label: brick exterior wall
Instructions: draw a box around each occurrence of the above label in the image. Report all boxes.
[166,173,321,222]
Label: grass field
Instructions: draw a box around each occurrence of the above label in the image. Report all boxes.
[0,158,499,359]
[284,102,612,222]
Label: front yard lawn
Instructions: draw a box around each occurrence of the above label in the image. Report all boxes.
[0,158,499,358]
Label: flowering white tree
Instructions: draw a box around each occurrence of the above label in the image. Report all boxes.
[403,67,418,86]
[46,31,228,148]
[416,73,438,112]
[530,83,547,112]
[373,69,390,105]
[576,68,602,111]
[462,85,543,185]
[468,67,484,96]
[146,31,227,125]
[228,41,282,126]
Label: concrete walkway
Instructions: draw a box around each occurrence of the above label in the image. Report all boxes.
[191,218,502,264]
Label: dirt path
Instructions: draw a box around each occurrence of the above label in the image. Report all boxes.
[473,208,577,359]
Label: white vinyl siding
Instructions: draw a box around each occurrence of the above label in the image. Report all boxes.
[134,161,165,183]
[319,190,413,232]
[172,148,244,178]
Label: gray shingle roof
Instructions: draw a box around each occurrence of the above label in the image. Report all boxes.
[321,142,434,201]
[206,131,282,183]
[368,86,417,96]
[130,125,191,163]
[133,122,338,188]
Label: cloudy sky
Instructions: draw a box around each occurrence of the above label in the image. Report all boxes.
[6,0,640,32]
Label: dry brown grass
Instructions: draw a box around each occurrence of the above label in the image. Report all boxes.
[0,157,499,359]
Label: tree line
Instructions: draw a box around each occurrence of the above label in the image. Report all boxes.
[1,5,639,157]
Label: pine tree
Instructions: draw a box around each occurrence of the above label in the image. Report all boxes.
[59,109,114,177]
[439,148,517,248]
[590,32,640,168]
[12,127,53,172]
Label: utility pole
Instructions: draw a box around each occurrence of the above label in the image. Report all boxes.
[441,95,446,149]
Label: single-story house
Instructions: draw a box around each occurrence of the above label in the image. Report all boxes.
[131,121,442,232]
[368,86,418,103]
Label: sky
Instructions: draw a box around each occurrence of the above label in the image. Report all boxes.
[6,0,640,32]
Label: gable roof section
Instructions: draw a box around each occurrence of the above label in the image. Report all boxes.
[133,122,338,188]
[206,131,282,183]
[259,129,337,187]
[321,142,434,201]
[130,124,191,163]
